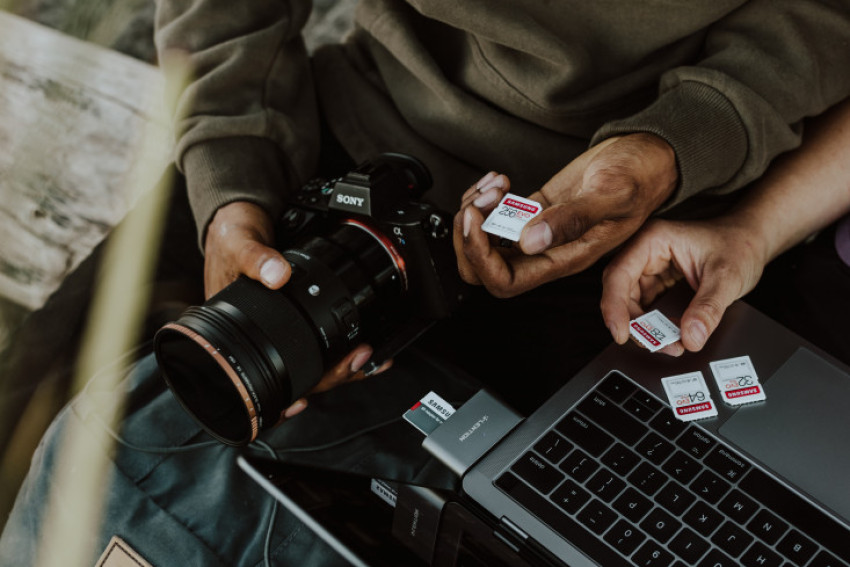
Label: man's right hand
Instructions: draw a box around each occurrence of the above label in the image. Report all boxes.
[202,200,390,419]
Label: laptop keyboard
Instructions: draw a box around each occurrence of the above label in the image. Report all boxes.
[495,371,850,567]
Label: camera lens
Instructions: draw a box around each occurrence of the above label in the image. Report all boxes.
[154,221,405,446]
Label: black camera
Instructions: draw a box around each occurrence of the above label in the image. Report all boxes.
[154,154,466,446]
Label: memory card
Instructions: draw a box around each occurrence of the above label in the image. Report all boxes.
[629,310,682,352]
[481,193,543,242]
[709,355,766,406]
[661,371,718,422]
[403,391,456,436]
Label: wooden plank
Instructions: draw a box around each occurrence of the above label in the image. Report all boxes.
[0,10,170,313]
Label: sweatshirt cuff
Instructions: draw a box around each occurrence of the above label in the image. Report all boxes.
[591,80,748,210]
[181,137,290,250]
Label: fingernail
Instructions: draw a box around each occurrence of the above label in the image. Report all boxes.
[463,208,472,238]
[350,349,372,373]
[260,259,287,286]
[689,320,708,349]
[284,399,307,419]
[475,171,496,190]
[473,187,500,208]
[521,222,553,254]
[478,176,506,194]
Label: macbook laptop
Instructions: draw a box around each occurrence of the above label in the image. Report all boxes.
[242,294,850,566]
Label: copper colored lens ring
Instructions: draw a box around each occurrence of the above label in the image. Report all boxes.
[161,322,260,443]
[342,218,408,290]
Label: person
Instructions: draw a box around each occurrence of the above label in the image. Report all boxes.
[599,97,850,361]
[3,1,850,565]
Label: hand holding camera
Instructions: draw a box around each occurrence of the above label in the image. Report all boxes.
[155,154,466,446]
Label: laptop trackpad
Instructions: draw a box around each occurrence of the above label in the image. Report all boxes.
[719,347,850,523]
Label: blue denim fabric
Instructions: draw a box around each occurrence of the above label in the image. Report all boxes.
[0,350,477,566]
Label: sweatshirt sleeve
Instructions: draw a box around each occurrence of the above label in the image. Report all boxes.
[591,0,850,210]
[154,0,319,247]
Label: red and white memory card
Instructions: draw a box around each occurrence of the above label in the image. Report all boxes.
[403,391,456,435]
[661,371,718,422]
[629,310,681,352]
[481,193,542,242]
[709,355,766,406]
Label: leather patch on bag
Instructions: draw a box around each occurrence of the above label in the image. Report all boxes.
[95,536,153,567]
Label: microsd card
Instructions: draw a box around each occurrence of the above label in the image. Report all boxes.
[661,371,718,422]
[481,193,543,241]
[629,310,681,352]
[709,355,766,406]
[403,391,456,435]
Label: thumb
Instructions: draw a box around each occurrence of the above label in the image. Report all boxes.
[519,200,605,255]
[238,240,291,290]
[679,271,741,352]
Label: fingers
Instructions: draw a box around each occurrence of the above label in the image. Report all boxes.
[454,172,511,287]
[679,267,745,352]
[203,201,291,297]
[309,344,392,395]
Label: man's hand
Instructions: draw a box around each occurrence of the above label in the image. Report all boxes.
[204,201,291,298]
[600,218,768,354]
[203,200,390,419]
[454,133,678,297]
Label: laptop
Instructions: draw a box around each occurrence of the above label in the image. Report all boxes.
[242,292,850,566]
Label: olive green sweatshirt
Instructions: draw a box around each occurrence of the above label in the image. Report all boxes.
[154,0,850,245]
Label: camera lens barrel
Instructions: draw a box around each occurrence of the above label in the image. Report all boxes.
[154,221,405,446]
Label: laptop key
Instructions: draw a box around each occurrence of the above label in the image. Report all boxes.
[689,470,731,504]
[578,393,648,445]
[587,468,627,503]
[655,480,696,516]
[747,508,789,545]
[650,411,688,441]
[717,489,758,524]
[640,507,681,543]
[603,442,641,475]
[630,390,662,414]
[635,432,675,465]
[632,539,674,566]
[577,498,618,534]
[623,397,657,422]
[597,371,635,403]
[741,541,782,567]
[683,501,723,536]
[628,462,666,496]
[534,430,573,465]
[676,427,716,459]
[560,448,599,482]
[697,549,738,567]
[550,478,590,514]
[704,445,750,483]
[711,520,754,557]
[776,529,817,566]
[668,527,710,563]
[556,412,614,457]
[614,487,653,522]
[511,451,564,494]
[662,450,701,484]
[604,519,646,555]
